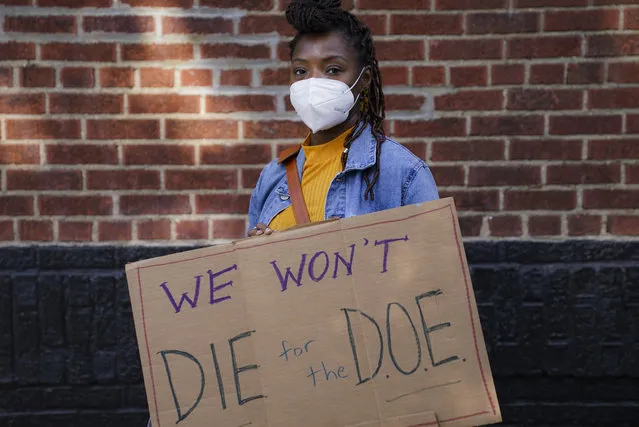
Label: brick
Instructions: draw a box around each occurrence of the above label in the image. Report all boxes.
[376,41,425,60]
[0,221,14,241]
[545,10,619,32]
[358,14,387,35]
[0,196,33,216]
[4,16,76,34]
[530,215,562,236]
[358,0,429,7]
[394,118,466,138]
[435,90,503,110]
[568,215,602,236]
[50,94,123,114]
[0,94,45,115]
[6,120,80,140]
[59,222,93,242]
[488,215,522,237]
[123,145,194,165]
[277,41,291,61]
[19,221,53,242]
[386,95,426,111]
[201,0,272,8]
[98,222,132,241]
[547,164,621,185]
[450,66,487,87]
[39,196,113,216]
[212,219,246,239]
[627,8,639,30]
[471,115,544,136]
[608,216,639,236]
[163,17,233,35]
[137,219,171,240]
[61,68,95,88]
[432,139,504,161]
[87,120,160,140]
[166,120,238,139]
[176,220,208,240]
[515,0,587,6]
[221,69,252,86]
[0,42,35,60]
[129,95,199,114]
[165,170,237,190]
[629,115,639,134]
[509,36,581,58]
[120,195,191,215]
[588,139,639,159]
[241,168,263,188]
[84,16,154,33]
[0,145,39,164]
[0,68,12,87]
[201,43,270,59]
[469,166,540,186]
[140,68,174,88]
[458,215,483,237]
[530,63,564,84]
[608,62,639,83]
[196,194,251,214]
[567,63,604,84]
[7,170,82,191]
[508,89,582,110]
[404,140,427,159]
[584,190,639,209]
[627,165,639,184]
[244,120,306,139]
[38,0,111,6]
[588,35,639,57]
[261,68,289,86]
[550,115,622,135]
[505,190,576,210]
[511,139,582,160]
[122,44,193,61]
[413,66,445,86]
[390,14,462,35]
[122,0,193,6]
[206,95,276,113]
[492,64,525,85]
[100,68,134,88]
[429,166,465,186]
[430,39,502,60]
[439,190,499,211]
[21,67,55,88]
[201,144,271,165]
[438,0,506,8]
[590,88,639,109]
[467,12,538,34]
[87,170,161,190]
[181,69,213,87]
[41,43,116,62]
[239,15,295,36]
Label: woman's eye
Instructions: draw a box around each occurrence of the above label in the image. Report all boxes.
[326,67,341,75]
[294,68,306,76]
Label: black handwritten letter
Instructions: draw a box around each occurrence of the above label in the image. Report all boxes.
[160,276,201,314]
[208,264,238,305]
[229,330,265,406]
[415,290,459,367]
[270,254,307,292]
[210,343,227,410]
[386,302,421,375]
[374,236,409,273]
[159,350,205,424]
[342,308,383,386]
[333,244,356,279]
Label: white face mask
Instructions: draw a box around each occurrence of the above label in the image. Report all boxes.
[289,68,365,134]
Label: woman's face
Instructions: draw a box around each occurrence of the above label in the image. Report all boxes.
[290,31,371,92]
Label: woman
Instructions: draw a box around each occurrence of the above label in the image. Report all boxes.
[247,0,438,237]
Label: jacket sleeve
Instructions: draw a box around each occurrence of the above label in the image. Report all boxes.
[247,166,268,234]
[402,163,439,206]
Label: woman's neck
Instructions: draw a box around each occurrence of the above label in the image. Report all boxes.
[309,112,361,146]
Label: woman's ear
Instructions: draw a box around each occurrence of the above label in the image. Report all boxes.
[361,66,372,90]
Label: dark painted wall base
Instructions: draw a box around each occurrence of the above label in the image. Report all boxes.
[0,242,638,426]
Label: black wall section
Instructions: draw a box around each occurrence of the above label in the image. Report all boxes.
[0,242,637,426]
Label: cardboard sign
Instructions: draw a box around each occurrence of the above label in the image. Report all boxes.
[125,198,501,427]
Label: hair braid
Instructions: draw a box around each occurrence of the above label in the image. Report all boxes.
[287,0,386,201]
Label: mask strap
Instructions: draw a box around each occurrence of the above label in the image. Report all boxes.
[347,67,367,91]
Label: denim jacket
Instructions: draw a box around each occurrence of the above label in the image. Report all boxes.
[247,124,439,233]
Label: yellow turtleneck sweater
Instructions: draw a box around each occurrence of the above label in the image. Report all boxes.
[269,127,353,231]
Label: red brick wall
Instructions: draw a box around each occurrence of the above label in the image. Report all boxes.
[1,0,638,242]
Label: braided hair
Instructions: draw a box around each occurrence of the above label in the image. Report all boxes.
[286,0,386,201]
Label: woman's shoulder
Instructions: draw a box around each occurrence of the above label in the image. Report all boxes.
[378,136,427,170]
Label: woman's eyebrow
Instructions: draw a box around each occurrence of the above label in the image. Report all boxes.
[291,55,348,63]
